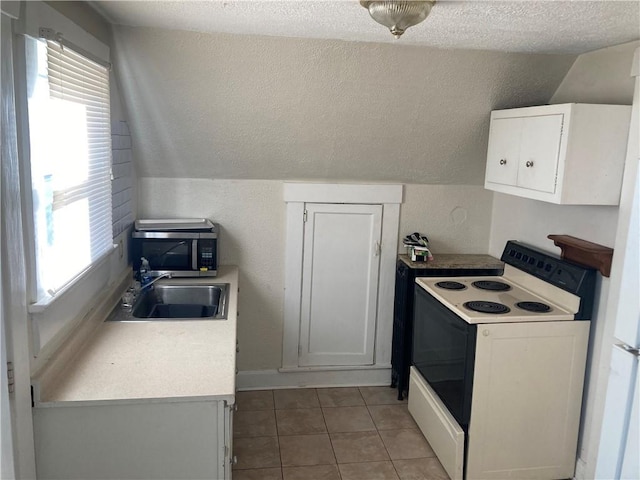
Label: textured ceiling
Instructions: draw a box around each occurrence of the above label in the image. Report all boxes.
[93,0,639,54]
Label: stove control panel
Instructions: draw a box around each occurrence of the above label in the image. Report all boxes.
[501,241,596,319]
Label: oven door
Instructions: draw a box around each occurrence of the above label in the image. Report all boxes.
[412,284,476,429]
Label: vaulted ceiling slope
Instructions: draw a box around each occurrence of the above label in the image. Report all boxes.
[112,26,575,183]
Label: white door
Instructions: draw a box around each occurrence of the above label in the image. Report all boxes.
[517,114,563,193]
[485,117,521,186]
[298,203,382,367]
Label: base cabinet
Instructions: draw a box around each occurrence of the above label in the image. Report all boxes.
[34,399,234,480]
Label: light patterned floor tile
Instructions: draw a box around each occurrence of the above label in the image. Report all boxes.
[360,386,407,405]
[317,387,365,407]
[393,458,450,480]
[232,467,283,480]
[379,429,435,460]
[282,464,341,480]
[368,404,417,430]
[339,461,400,480]
[237,390,275,411]
[274,388,320,409]
[279,433,336,467]
[234,409,277,437]
[233,436,281,470]
[322,406,376,433]
[330,431,389,464]
[276,408,327,435]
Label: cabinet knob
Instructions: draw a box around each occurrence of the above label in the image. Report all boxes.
[499,159,507,165]
[483,329,490,337]
[526,160,534,168]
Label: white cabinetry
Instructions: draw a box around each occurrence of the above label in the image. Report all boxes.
[31,267,239,480]
[299,203,382,367]
[34,399,234,479]
[282,184,402,374]
[485,103,631,204]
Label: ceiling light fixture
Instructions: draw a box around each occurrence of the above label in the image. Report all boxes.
[360,0,436,39]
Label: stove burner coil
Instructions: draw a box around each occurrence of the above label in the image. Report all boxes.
[472,280,512,291]
[463,301,511,314]
[435,281,466,290]
[515,301,552,313]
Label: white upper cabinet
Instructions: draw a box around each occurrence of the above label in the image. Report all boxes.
[485,103,631,205]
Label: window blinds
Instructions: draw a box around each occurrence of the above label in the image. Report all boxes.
[28,39,113,298]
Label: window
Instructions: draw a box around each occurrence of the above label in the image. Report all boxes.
[26,37,113,301]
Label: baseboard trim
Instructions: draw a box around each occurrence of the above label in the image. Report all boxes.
[236,367,392,391]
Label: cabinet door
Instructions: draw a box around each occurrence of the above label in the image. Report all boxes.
[516,114,564,193]
[485,117,522,186]
[299,203,382,366]
[34,401,222,480]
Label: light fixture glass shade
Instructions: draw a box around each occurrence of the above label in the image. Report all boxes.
[360,1,435,38]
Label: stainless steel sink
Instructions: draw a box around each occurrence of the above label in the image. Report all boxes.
[128,283,229,320]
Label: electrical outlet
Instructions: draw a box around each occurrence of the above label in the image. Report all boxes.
[118,239,124,259]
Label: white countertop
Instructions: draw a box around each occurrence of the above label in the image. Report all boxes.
[35,266,238,407]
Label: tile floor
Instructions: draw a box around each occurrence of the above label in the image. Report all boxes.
[233,386,450,480]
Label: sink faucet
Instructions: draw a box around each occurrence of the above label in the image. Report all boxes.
[142,272,172,291]
[122,272,173,312]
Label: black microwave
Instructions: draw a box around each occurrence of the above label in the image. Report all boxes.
[131,219,218,277]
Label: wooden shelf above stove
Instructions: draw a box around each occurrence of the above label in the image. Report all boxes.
[548,235,614,277]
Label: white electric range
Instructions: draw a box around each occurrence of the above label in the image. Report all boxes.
[408,241,596,480]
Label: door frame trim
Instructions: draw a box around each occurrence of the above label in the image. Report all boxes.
[282,183,402,370]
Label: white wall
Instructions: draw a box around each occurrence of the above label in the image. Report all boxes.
[488,41,638,480]
[138,179,285,370]
[488,196,619,256]
[112,26,575,185]
[551,41,639,105]
[139,178,493,370]
[401,184,493,254]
